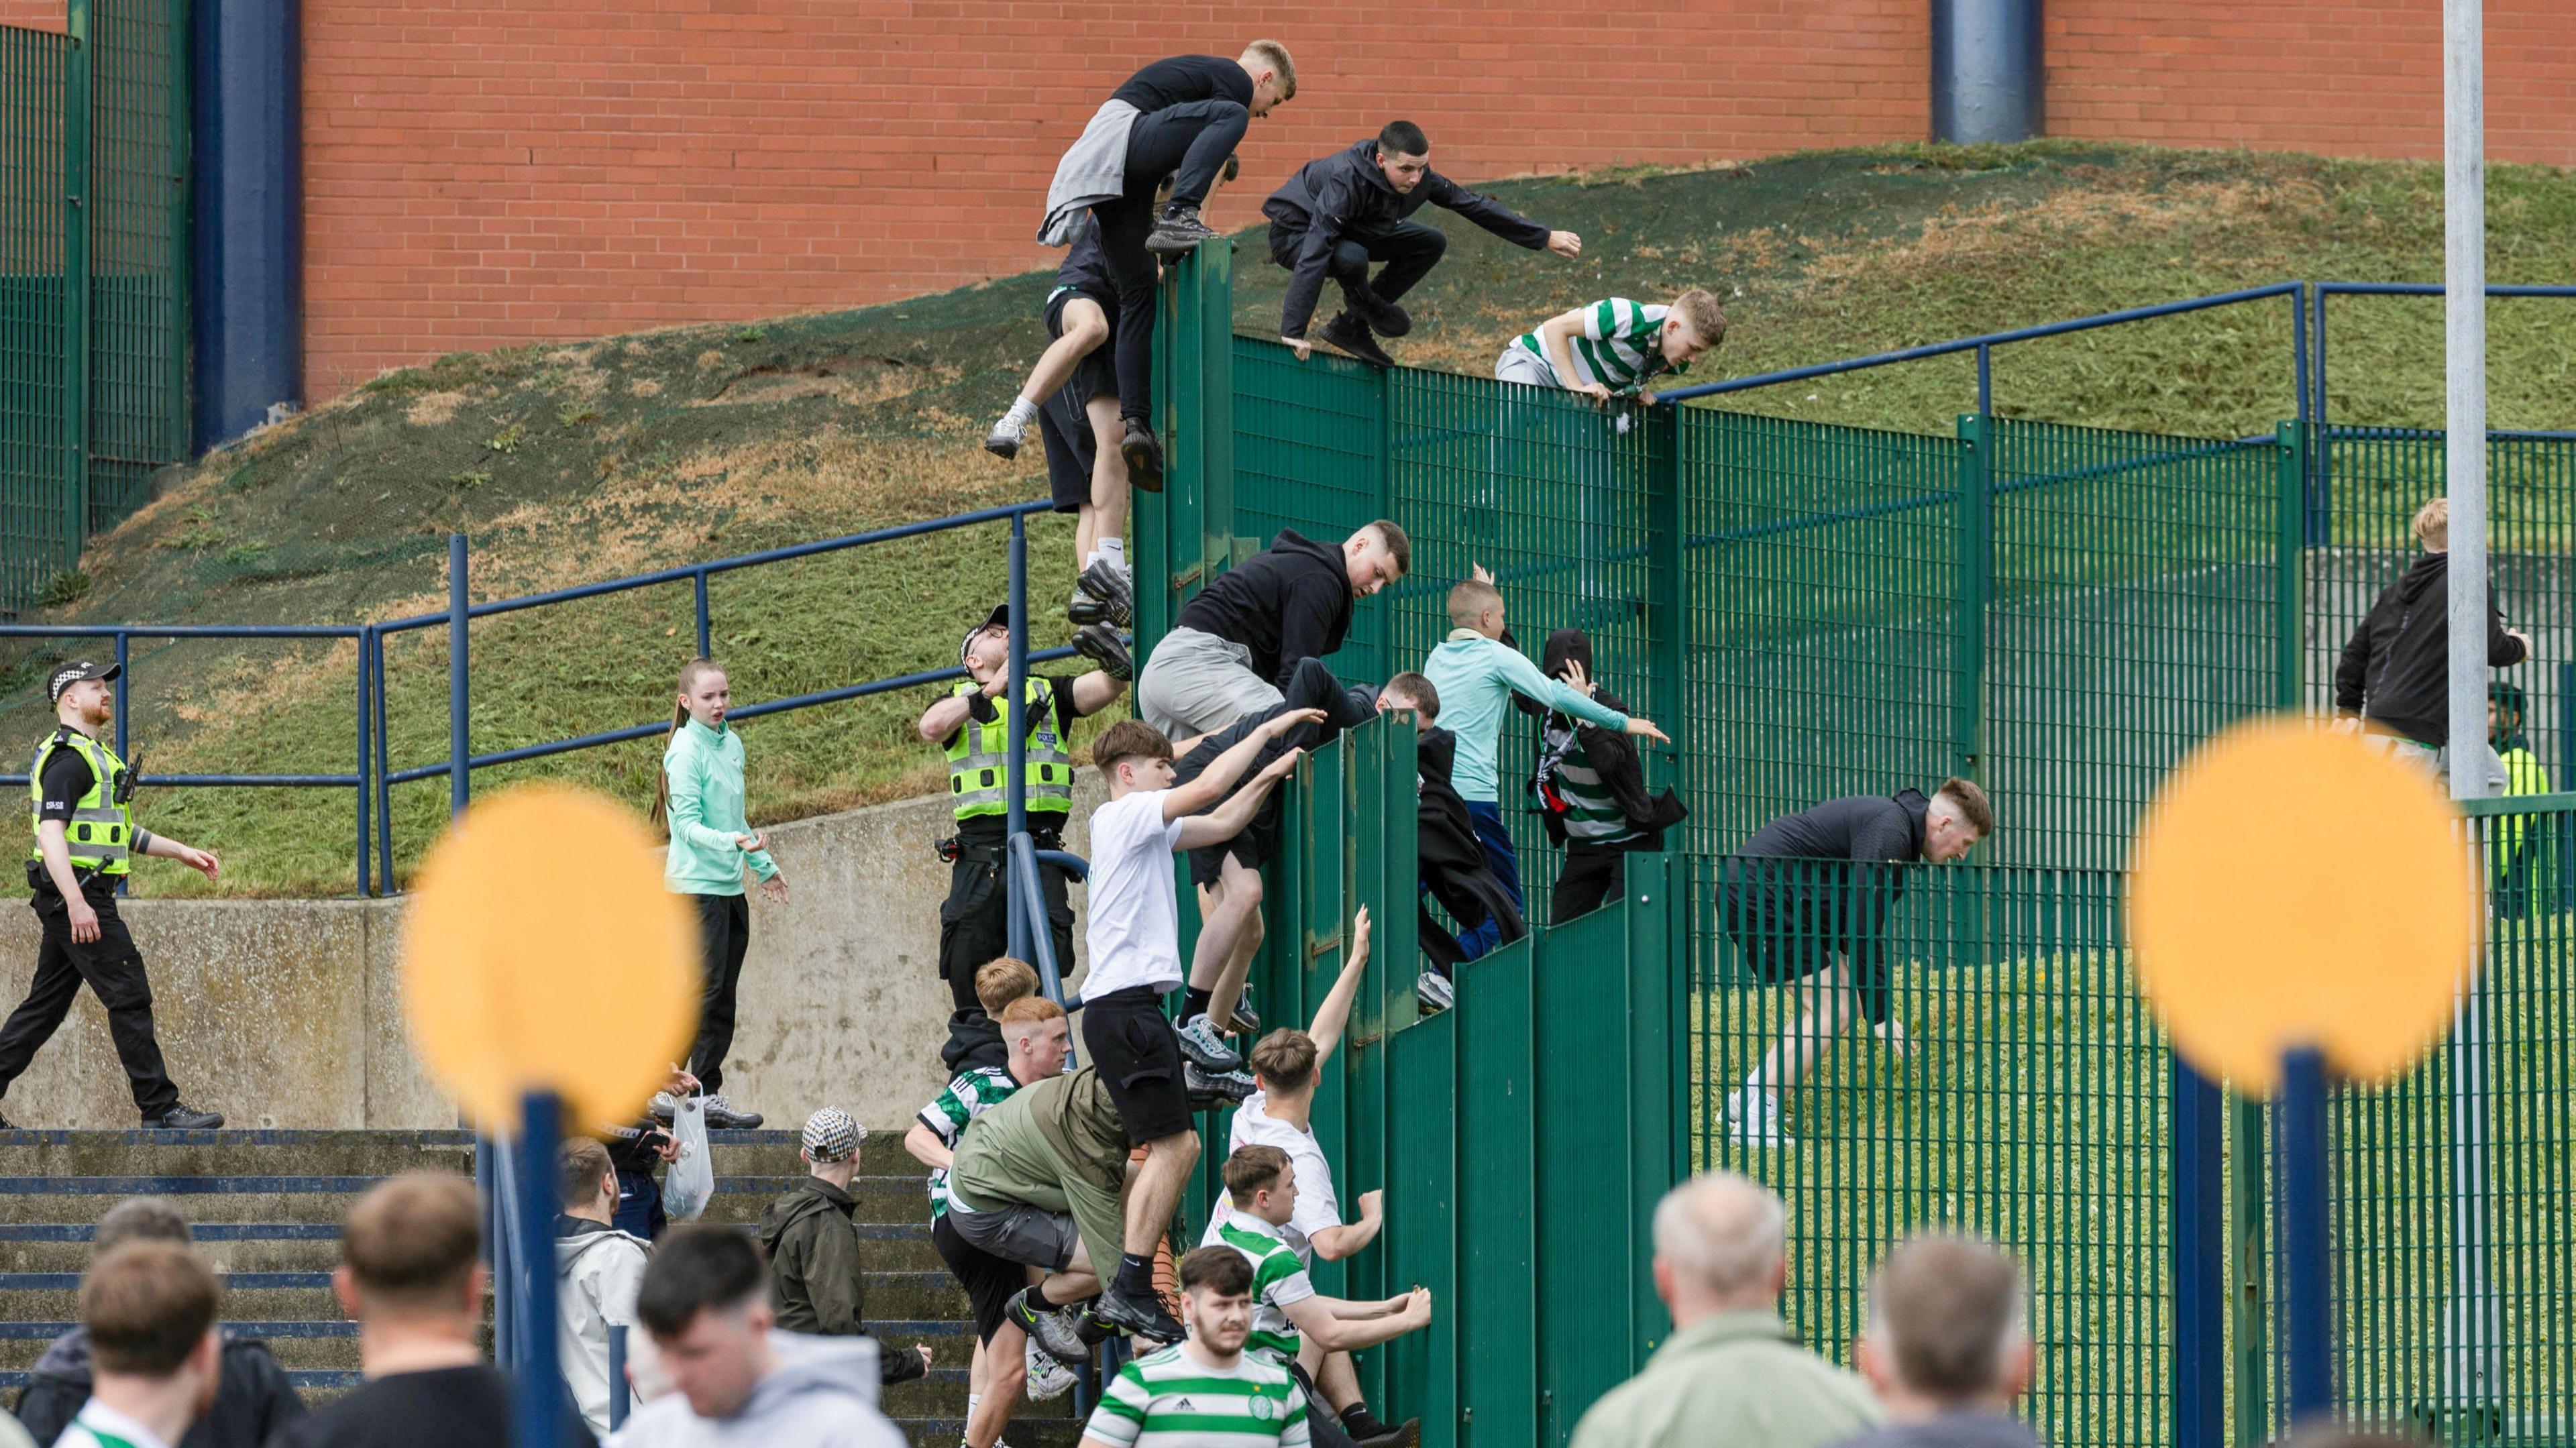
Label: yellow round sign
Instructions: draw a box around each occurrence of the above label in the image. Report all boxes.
[401,783,698,1131]
[2127,717,2480,1097]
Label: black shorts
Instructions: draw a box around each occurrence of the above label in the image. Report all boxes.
[1716,871,1841,987]
[1185,801,1278,890]
[933,1210,1028,1345]
[1038,288,1118,514]
[1079,987,1191,1144]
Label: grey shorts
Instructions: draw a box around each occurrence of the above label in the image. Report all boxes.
[944,1191,1081,1273]
[1493,345,1554,388]
[1134,626,1286,740]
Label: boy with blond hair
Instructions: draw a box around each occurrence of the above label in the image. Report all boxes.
[1499,290,1727,406]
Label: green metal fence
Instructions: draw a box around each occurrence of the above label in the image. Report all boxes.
[1142,253,2576,1447]
[0,0,186,607]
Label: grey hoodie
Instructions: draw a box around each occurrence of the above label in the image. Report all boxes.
[556,1216,650,1439]
[603,1333,904,1448]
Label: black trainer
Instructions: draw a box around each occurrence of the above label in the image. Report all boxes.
[144,1104,224,1131]
[1317,313,1395,369]
[1076,557,1135,629]
[1121,420,1165,493]
[1340,281,1411,338]
[1073,624,1133,681]
[1093,1284,1185,1346]
[1144,203,1219,256]
[1069,586,1107,626]
[1006,1286,1093,1364]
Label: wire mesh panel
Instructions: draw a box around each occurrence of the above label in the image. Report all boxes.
[2328,801,2576,1443]
[1988,420,2286,873]
[0,23,72,606]
[1688,854,2170,1448]
[85,0,186,528]
[1680,410,1964,859]
[1230,337,1394,682]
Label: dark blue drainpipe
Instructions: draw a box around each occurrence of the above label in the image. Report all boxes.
[190,0,303,451]
[1930,0,2044,145]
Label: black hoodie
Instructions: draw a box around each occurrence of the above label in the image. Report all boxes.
[1262,137,1553,339]
[1171,530,1356,689]
[2334,551,2526,746]
[15,1329,304,1448]
[1517,629,1688,853]
[1721,788,1933,1025]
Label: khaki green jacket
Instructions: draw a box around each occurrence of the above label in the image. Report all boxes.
[1569,1309,1882,1448]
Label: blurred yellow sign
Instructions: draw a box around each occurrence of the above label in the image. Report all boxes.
[2127,718,2480,1097]
[401,783,696,1130]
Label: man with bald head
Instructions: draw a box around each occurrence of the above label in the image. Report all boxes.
[1569,1171,1879,1448]
[1837,1231,2041,1448]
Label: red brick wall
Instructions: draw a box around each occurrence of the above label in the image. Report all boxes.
[300,0,1924,396]
[0,0,65,32]
[2049,1,2575,166]
[297,0,2575,399]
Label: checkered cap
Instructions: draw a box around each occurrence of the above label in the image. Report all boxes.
[801,1107,863,1163]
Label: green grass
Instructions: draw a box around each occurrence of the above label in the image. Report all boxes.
[17,140,2576,895]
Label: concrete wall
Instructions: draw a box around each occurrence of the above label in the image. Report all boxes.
[0,777,1101,1131]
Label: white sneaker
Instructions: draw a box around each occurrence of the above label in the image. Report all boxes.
[1025,1338,1078,1400]
[1415,968,1454,1013]
[1725,1088,1792,1148]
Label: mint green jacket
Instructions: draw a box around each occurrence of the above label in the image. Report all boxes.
[662,718,777,895]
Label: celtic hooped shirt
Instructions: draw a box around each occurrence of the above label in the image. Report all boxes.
[1082,1343,1311,1448]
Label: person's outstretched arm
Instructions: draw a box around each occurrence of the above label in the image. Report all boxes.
[1162,708,1326,822]
[1307,907,1372,1071]
[1494,645,1667,740]
[1424,171,1569,254]
[1174,748,1303,848]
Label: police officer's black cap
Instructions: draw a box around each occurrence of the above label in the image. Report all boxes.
[961,604,1010,670]
[46,659,119,703]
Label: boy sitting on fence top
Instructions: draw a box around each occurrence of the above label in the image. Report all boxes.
[1497,292,1728,412]
[1717,780,1994,1149]
[1419,569,1668,962]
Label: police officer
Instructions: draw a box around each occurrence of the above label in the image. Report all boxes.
[916,606,1124,1071]
[0,660,225,1129]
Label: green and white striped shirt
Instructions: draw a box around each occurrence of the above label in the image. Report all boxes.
[1198,1209,1318,1364]
[1083,1343,1311,1448]
[1538,711,1640,846]
[1509,298,1689,396]
[60,1401,176,1448]
[918,1066,1020,1219]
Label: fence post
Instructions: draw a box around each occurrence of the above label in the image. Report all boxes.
[374,634,392,889]
[1644,404,1684,766]
[2173,1056,2225,1448]
[356,626,371,897]
[1951,414,1991,781]
[2277,421,2306,713]
[2232,1095,2271,1445]
[449,534,468,817]
[1004,510,1028,962]
[62,0,93,567]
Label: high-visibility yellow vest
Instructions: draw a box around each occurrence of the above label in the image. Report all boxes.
[27,730,131,877]
[946,679,1073,820]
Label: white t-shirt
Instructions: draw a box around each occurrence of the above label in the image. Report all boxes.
[1228,1093,1343,1264]
[1081,789,1187,998]
[61,1400,178,1448]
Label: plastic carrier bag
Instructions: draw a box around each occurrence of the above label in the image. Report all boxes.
[661,1093,715,1222]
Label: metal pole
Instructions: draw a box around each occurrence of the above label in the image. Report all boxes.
[511,1091,564,1448]
[1004,513,1030,962]
[1975,341,1992,417]
[2172,1056,2225,1448]
[694,569,711,659]
[449,535,470,818]
[2277,1047,2332,1423]
[356,627,371,897]
[608,1325,630,1431]
[2442,0,2499,1419]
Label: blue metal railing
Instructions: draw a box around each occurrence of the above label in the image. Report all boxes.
[0,500,1070,896]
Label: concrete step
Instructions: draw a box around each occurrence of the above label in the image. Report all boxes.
[0,1219,952,1274]
[0,1128,898,1179]
[0,1174,943,1227]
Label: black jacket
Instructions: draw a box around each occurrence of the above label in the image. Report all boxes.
[17,1329,305,1448]
[1263,138,1552,338]
[1171,530,1354,689]
[1724,788,1931,1025]
[1519,630,1686,853]
[2334,551,2526,746]
[1415,727,1525,970]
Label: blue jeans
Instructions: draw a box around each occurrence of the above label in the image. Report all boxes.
[1454,801,1526,960]
[613,1164,667,1241]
